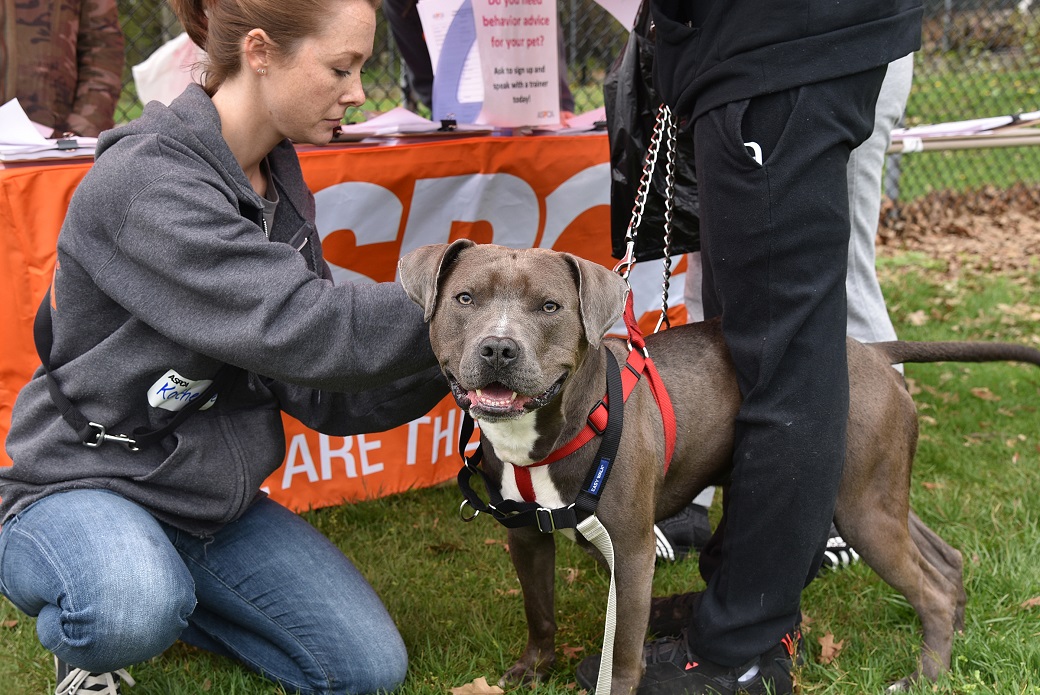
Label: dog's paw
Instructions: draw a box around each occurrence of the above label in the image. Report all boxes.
[885,674,918,692]
[498,658,554,688]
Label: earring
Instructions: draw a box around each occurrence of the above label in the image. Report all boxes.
[257,68,267,75]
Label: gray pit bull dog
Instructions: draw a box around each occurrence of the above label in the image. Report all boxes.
[398,239,1040,693]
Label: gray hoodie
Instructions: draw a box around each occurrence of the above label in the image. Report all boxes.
[1,84,448,535]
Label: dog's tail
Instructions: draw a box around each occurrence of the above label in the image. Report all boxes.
[872,341,1040,368]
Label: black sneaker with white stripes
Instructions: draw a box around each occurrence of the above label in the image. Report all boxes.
[653,503,712,562]
[821,522,860,572]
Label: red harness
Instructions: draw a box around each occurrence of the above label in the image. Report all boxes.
[512,294,678,503]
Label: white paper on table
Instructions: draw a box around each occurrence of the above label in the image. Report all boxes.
[334,107,494,141]
[0,98,52,149]
[418,0,485,122]
[0,98,98,157]
[361,107,436,131]
[528,105,606,134]
[470,0,561,127]
[566,105,606,129]
[340,107,439,136]
[592,0,640,29]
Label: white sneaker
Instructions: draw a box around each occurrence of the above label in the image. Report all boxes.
[55,656,135,695]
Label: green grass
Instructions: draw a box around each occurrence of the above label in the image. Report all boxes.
[2,257,1039,694]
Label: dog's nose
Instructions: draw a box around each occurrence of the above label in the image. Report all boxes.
[479,336,519,369]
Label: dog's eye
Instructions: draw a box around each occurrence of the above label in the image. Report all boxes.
[456,292,473,305]
[542,300,560,313]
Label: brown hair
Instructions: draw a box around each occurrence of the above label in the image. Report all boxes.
[168,0,379,94]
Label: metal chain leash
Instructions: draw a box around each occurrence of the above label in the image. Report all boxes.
[655,107,678,332]
[613,103,678,333]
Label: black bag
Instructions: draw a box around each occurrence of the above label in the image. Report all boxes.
[603,0,700,262]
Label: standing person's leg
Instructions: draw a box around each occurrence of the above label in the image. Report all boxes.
[173,497,407,695]
[0,490,196,676]
[668,58,914,577]
[846,53,914,349]
[821,53,916,569]
[382,0,434,110]
[556,27,575,118]
[690,67,886,667]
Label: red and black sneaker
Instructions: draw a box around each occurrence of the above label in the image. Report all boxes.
[575,630,797,695]
[647,592,805,667]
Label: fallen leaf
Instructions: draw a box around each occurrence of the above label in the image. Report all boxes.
[919,415,938,426]
[1,620,17,629]
[495,588,521,597]
[564,567,581,585]
[817,632,845,665]
[562,644,585,659]
[202,678,212,692]
[1021,596,1040,609]
[922,481,945,490]
[970,387,1000,401]
[450,677,505,695]
[907,310,929,326]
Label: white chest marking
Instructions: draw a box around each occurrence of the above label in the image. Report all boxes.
[479,411,577,542]
[478,411,540,467]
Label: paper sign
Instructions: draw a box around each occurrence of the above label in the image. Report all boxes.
[418,0,485,122]
[470,0,561,126]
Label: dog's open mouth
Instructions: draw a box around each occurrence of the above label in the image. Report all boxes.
[449,373,567,420]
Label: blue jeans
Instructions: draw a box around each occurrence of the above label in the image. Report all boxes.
[0,490,407,695]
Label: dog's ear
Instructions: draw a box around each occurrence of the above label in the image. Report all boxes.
[398,239,476,321]
[563,253,629,349]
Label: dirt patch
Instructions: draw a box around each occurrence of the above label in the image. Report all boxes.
[877,183,1040,277]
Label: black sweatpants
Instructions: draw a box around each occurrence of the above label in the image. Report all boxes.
[687,66,887,666]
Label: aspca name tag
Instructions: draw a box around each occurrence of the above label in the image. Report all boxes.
[147,369,218,412]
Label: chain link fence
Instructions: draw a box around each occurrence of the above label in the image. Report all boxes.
[115,0,1040,203]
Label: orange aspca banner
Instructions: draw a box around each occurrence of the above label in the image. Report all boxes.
[0,136,689,513]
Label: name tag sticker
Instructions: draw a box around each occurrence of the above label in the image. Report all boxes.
[147,369,218,412]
